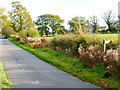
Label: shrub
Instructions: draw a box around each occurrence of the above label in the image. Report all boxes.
[19,30,27,38]
[41,37,47,43]
[19,29,39,38]
[10,35,16,38]
[45,38,54,49]
[52,34,74,49]
[104,49,120,76]
[27,28,39,37]
[2,26,15,38]
[20,37,28,44]
[106,41,118,49]
[78,44,104,66]
[26,37,48,48]
[15,36,20,41]
[28,41,46,48]
[27,37,35,43]
[51,34,77,55]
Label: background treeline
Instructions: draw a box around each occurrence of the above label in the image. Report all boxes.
[0,1,119,38]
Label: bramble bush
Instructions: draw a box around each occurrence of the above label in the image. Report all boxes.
[15,36,20,41]
[27,41,46,48]
[24,37,48,48]
[104,49,120,76]
[78,45,119,76]
[20,37,28,44]
[78,44,104,66]
[20,37,42,44]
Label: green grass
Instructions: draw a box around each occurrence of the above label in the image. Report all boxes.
[48,33,118,41]
[8,38,120,89]
[82,33,118,43]
[84,33,118,41]
[75,33,118,49]
[0,61,12,89]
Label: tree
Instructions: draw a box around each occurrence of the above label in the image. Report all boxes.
[113,20,120,32]
[68,17,80,32]
[0,7,6,28]
[0,8,12,28]
[79,17,90,32]
[0,7,14,38]
[35,15,50,36]
[90,16,99,33]
[102,10,117,32]
[36,14,64,36]
[118,15,120,28]
[56,25,68,34]
[0,7,5,14]
[47,14,64,36]
[68,16,90,33]
[9,1,39,37]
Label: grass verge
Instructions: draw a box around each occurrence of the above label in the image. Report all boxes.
[0,61,12,89]
[8,38,120,89]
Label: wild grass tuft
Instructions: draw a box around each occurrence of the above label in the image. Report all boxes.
[0,62,12,89]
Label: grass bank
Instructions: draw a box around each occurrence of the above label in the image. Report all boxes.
[0,61,12,89]
[8,38,120,89]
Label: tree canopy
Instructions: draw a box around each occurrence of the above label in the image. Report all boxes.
[9,1,39,37]
[36,14,64,36]
[102,10,118,33]
[90,16,99,33]
[0,7,15,37]
[68,16,90,33]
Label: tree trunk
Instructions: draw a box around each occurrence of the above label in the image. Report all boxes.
[108,24,111,32]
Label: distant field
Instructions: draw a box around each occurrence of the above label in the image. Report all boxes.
[46,33,118,39]
[46,33,118,44]
[83,33,118,42]
[95,34,118,39]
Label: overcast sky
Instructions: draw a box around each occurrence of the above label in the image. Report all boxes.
[0,0,119,29]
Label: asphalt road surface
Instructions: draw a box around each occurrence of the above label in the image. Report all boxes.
[0,39,101,88]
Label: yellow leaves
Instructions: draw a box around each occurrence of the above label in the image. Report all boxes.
[0,7,6,15]
[9,1,36,32]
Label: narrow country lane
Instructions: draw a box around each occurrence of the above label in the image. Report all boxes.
[0,39,101,88]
